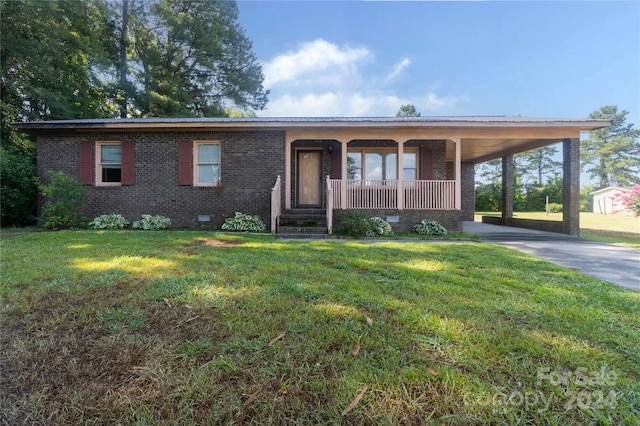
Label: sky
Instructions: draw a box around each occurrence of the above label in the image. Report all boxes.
[236,0,640,127]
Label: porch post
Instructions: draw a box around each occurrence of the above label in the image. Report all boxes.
[562,137,580,236]
[341,139,348,209]
[285,135,292,209]
[454,138,462,210]
[501,154,514,224]
[397,139,405,210]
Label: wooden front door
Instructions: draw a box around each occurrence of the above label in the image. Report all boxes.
[297,150,322,207]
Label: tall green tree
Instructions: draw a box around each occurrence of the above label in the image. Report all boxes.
[396,104,421,117]
[129,0,268,117]
[581,105,640,188]
[1,0,116,122]
[1,0,116,225]
[518,145,561,185]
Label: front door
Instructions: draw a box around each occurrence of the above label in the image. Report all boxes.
[297,150,322,207]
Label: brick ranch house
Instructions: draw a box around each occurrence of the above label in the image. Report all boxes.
[13,117,609,236]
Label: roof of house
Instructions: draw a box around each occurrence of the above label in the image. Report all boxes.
[11,116,610,130]
[11,116,610,164]
[590,186,633,196]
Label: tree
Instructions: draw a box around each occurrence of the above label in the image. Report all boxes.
[130,0,268,117]
[1,0,115,226]
[612,185,640,216]
[581,105,640,188]
[396,104,421,117]
[518,145,561,185]
[1,0,116,121]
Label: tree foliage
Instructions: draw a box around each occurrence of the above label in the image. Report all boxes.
[612,185,640,216]
[128,0,267,117]
[582,106,640,188]
[1,0,116,122]
[475,148,563,212]
[395,104,421,117]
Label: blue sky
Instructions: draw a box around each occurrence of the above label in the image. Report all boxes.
[237,1,640,126]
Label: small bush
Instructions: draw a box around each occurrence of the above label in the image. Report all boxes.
[412,219,447,236]
[366,216,393,237]
[547,203,563,213]
[89,214,130,230]
[43,214,89,230]
[40,171,87,229]
[334,211,371,237]
[335,211,393,237]
[132,214,172,230]
[221,212,266,232]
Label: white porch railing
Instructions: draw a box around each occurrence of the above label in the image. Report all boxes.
[270,175,281,234]
[404,180,456,210]
[328,179,455,210]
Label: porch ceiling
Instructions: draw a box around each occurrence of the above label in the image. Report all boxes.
[452,137,569,164]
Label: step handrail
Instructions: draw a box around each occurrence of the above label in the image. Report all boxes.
[326,175,333,234]
[271,175,281,234]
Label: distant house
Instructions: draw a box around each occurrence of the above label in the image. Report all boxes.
[12,116,608,235]
[591,186,633,214]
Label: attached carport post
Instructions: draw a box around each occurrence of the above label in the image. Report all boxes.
[501,154,514,225]
[562,138,580,237]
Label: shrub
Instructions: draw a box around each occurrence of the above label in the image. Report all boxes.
[132,214,172,230]
[89,214,130,230]
[39,171,87,229]
[221,212,266,232]
[334,211,393,237]
[334,211,372,237]
[1,145,38,226]
[547,203,563,213]
[366,216,393,237]
[412,219,448,236]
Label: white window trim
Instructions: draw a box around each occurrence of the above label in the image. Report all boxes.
[346,148,417,181]
[95,141,122,187]
[193,140,221,187]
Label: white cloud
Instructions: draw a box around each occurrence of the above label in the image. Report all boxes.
[386,57,411,82]
[260,39,468,117]
[263,91,464,117]
[263,39,371,88]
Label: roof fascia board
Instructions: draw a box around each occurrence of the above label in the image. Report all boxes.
[10,118,611,133]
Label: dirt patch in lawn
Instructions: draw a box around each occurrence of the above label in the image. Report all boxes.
[190,238,244,248]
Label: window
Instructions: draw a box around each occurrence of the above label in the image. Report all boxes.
[403,152,417,180]
[97,142,122,186]
[347,149,416,181]
[194,141,221,186]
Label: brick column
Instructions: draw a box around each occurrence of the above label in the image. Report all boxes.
[562,138,580,236]
[502,154,514,225]
[461,162,475,221]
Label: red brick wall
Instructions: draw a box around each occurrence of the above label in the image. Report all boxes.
[37,130,286,229]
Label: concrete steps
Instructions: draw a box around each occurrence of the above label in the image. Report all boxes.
[277,209,328,238]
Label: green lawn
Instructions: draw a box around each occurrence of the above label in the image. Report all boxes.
[476,212,640,246]
[1,231,638,424]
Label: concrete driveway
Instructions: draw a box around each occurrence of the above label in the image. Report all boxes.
[463,222,640,291]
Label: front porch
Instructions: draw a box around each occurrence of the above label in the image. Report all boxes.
[273,135,465,235]
[286,138,463,213]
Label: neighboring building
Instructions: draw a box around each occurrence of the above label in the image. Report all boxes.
[591,186,633,214]
[13,116,609,235]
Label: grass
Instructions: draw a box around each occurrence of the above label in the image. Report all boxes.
[1,231,639,424]
[476,211,640,247]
